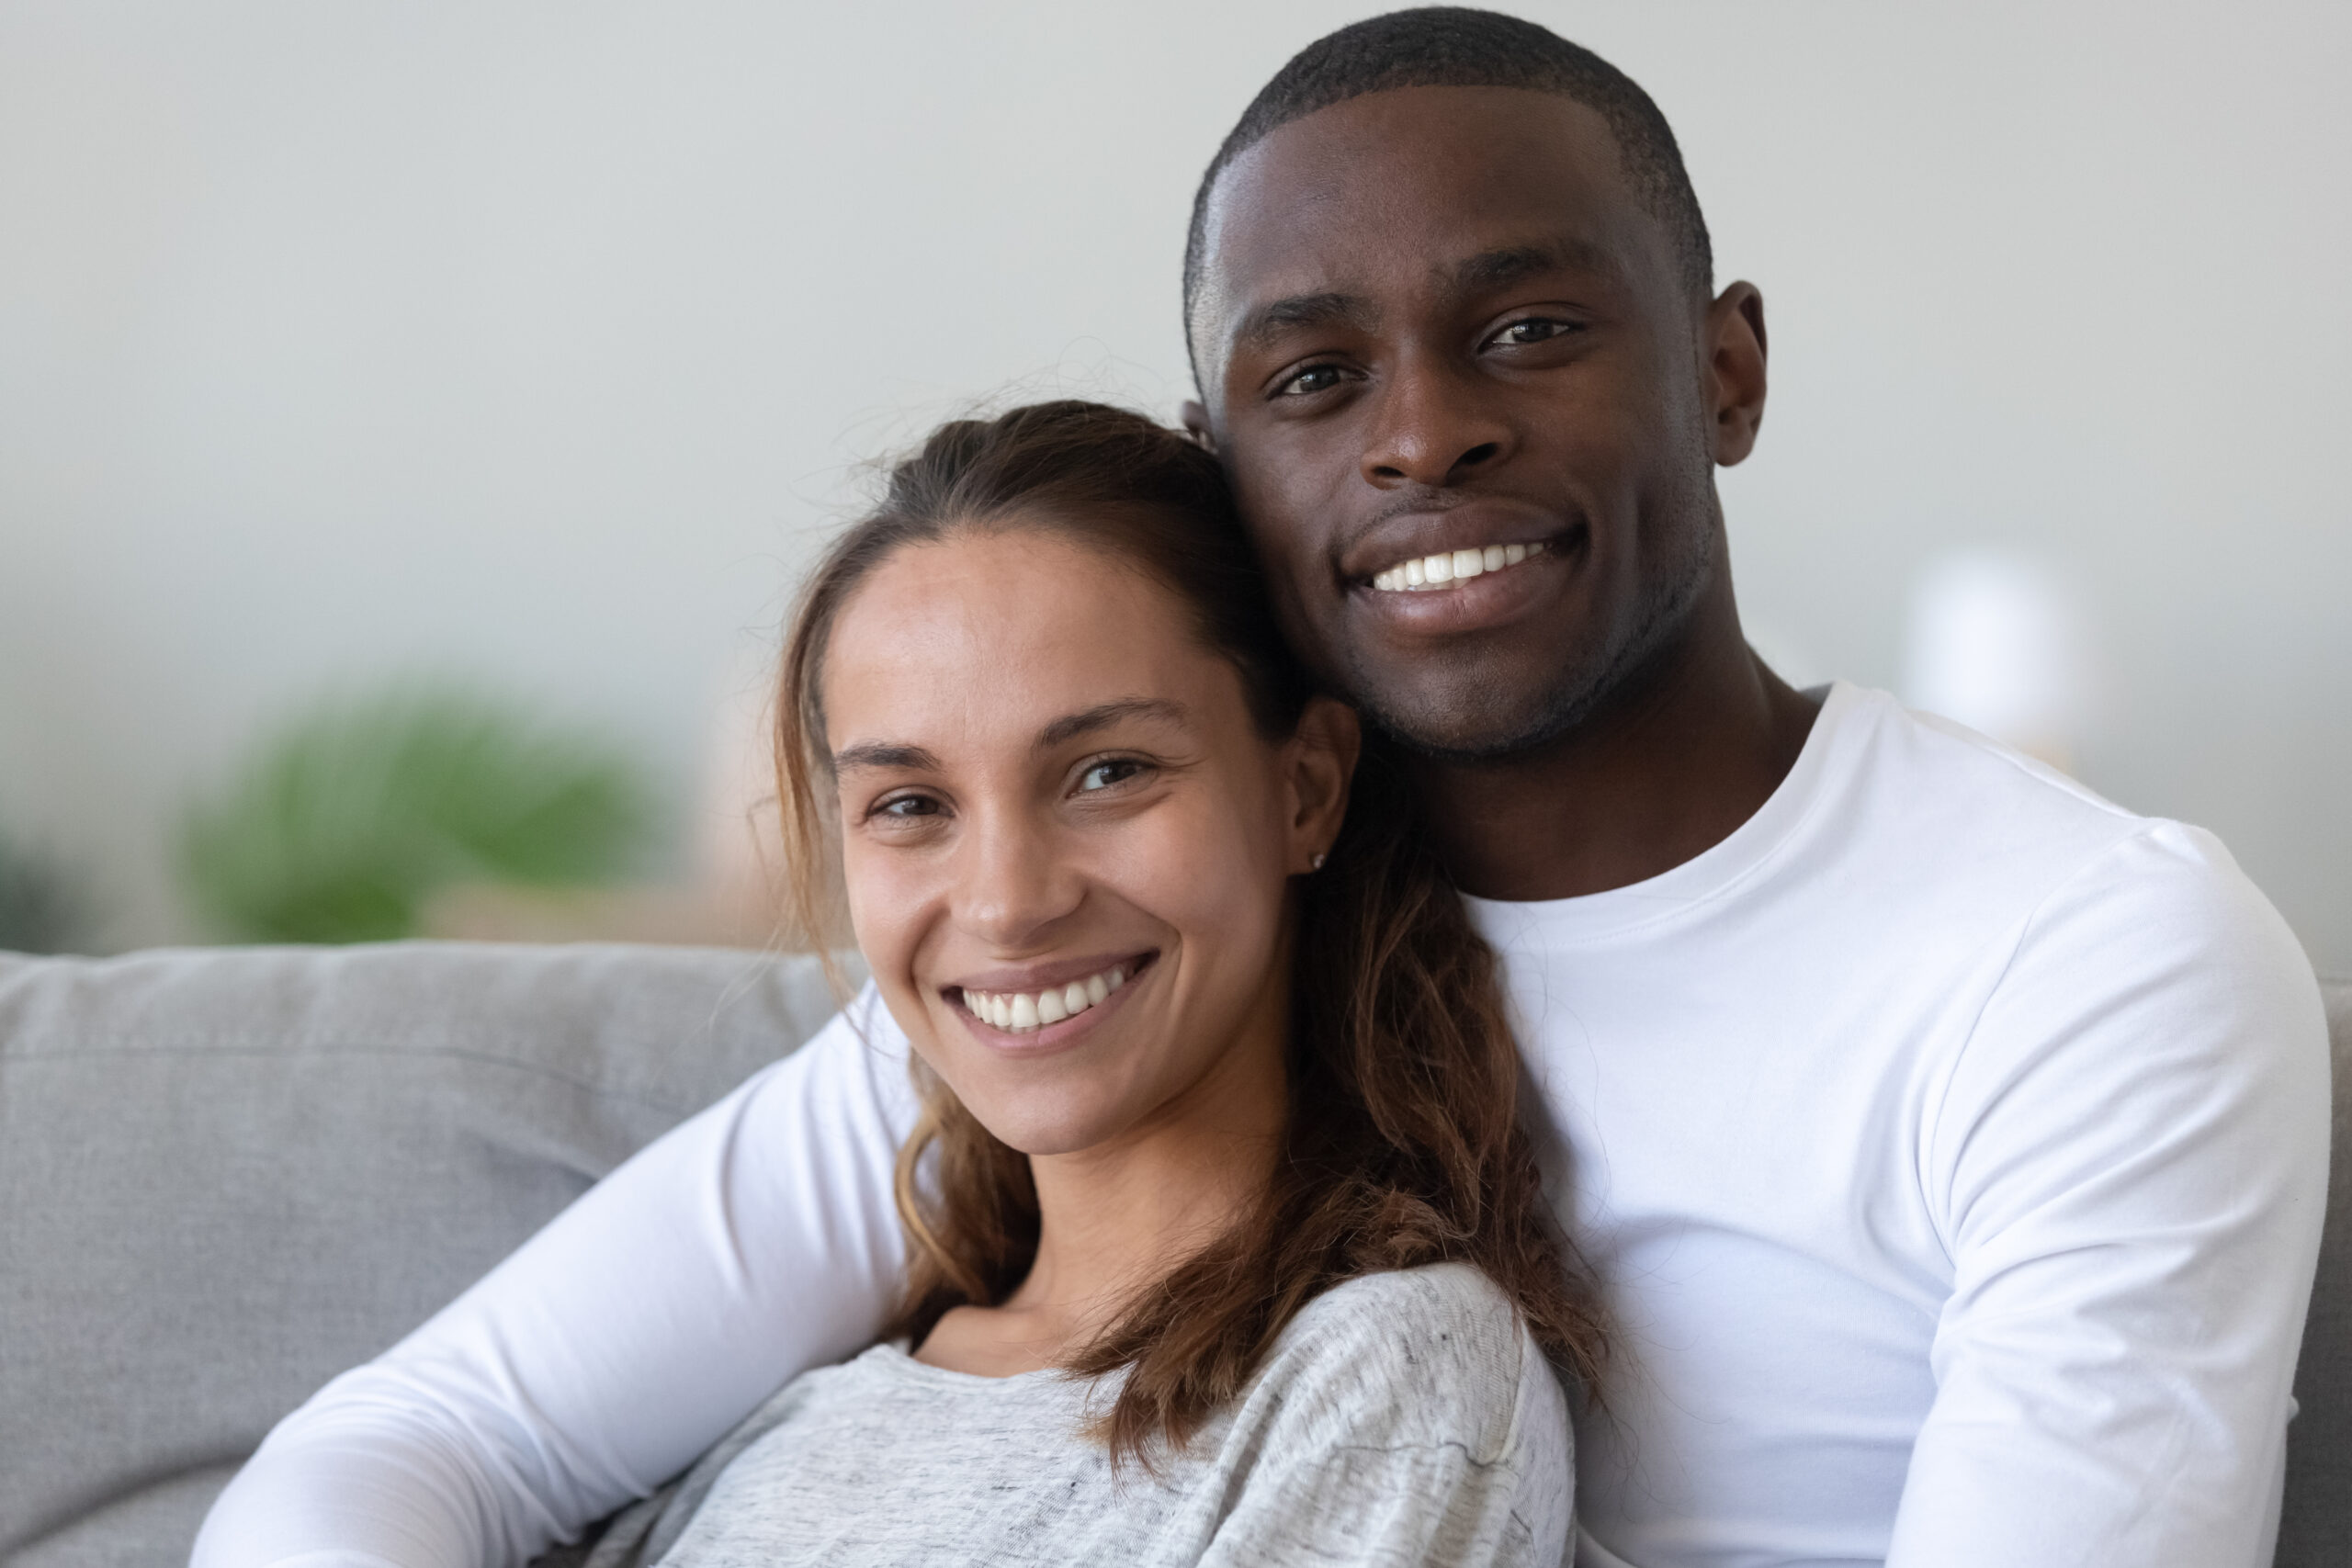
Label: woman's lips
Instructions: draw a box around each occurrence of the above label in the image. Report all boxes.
[947,951,1157,1052]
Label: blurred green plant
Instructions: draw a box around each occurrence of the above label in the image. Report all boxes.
[0,828,96,953]
[179,682,659,943]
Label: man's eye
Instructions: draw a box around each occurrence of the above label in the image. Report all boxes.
[1488,318,1577,348]
[1275,364,1346,397]
[1077,759,1147,793]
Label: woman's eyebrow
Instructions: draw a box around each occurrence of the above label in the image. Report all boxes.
[1035,698,1189,750]
[831,740,943,775]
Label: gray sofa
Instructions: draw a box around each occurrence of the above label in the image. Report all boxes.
[1,943,2344,1565]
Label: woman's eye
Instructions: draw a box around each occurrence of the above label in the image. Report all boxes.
[1077,758,1147,793]
[1487,317,1577,349]
[1275,364,1346,398]
[872,794,943,820]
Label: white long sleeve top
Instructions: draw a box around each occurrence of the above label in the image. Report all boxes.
[193,682,2331,1568]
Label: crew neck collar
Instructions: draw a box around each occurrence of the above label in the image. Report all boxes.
[1464,680,1869,946]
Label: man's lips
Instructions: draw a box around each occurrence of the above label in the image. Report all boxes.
[1368,536,1551,592]
[1346,521,1589,637]
[1334,496,1581,585]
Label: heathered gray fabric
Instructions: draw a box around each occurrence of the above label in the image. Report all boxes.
[582,1263,1570,1568]
[2278,977,2352,1568]
[0,942,857,1568]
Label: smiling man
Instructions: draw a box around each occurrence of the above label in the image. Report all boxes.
[1164,15,2328,1565]
[198,11,2328,1568]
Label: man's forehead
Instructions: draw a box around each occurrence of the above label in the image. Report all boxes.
[1190,87,1653,345]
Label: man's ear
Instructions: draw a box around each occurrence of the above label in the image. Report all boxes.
[1705,282,1768,467]
[1180,399,1218,456]
[1285,696,1360,874]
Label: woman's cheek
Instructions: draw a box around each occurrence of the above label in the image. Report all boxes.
[841,841,933,1008]
[1138,791,1284,951]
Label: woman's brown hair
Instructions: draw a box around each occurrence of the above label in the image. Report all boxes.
[774,400,1605,1464]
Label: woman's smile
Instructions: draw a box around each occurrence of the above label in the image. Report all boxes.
[949,949,1158,1054]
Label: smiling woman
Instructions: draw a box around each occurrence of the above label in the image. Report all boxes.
[191,399,1603,1568]
[590,397,1602,1563]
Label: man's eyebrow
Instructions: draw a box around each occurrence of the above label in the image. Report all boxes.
[1037,698,1189,750]
[1230,242,1621,355]
[831,741,943,775]
[1235,290,1379,351]
[1446,239,1623,297]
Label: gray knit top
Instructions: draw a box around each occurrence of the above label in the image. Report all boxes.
[585,1262,1572,1568]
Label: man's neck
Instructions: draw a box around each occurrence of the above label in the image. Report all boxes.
[1405,576,1819,903]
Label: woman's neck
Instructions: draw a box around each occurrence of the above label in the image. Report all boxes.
[913,1006,1289,1378]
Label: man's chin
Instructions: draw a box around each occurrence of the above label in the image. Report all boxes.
[1348,552,1716,765]
[1352,678,1594,765]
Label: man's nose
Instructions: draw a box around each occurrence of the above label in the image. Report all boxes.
[953,809,1081,950]
[1359,355,1514,490]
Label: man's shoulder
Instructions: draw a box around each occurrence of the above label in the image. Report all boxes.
[1826,698,2325,1104]
[1834,684,2143,853]
[1823,687,2262,938]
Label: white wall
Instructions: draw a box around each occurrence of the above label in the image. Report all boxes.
[3,1,2346,969]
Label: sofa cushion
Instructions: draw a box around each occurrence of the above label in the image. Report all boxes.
[0,942,858,1566]
[2278,976,2352,1568]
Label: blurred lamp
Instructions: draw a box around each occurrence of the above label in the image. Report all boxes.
[1902,547,2093,771]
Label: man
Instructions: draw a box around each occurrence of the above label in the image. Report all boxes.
[198,10,2327,1566]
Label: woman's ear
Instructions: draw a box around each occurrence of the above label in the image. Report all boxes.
[1179,400,1218,456]
[1284,696,1360,874]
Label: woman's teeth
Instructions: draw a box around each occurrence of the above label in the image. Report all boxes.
[1370,539,1546,593]
[964,964,1128,1032]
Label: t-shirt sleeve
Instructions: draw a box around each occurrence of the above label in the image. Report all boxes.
[1890,822,2330,1565]
[1198,1267,1575,1568]
[190,986,920,1568]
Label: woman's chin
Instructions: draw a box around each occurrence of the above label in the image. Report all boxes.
[958,1094,1135,1161]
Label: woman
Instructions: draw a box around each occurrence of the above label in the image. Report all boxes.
[198,401,1602,1567]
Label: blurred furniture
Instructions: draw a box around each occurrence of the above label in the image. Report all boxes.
[2283,974,2352,1565]
[0,942,857,1566]
[0,946,2343,1565]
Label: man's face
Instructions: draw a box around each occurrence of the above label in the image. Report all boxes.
[1189,85,1746,758]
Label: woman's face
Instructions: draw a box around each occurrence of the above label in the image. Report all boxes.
[821,527,1353,1158]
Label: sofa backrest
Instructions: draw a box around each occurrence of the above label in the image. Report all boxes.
[0,942,859,1566]
[2278,975,2351,1566]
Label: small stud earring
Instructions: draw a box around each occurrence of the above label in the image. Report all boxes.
[1310,852,1328,872]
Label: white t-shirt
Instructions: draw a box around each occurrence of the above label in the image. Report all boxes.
[194,683,2331,1568]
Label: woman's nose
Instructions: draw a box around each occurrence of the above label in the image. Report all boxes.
[951,810,1081,950]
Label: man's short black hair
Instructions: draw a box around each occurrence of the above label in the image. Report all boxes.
[1182,7,1713,359]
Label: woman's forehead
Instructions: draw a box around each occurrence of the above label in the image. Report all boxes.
[820,533,1227,745]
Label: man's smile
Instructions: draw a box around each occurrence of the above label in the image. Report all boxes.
[1367,537,1547,593]
[1346,525,1588,642]
[1335,490,1591,641]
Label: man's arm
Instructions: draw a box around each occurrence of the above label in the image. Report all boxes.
[1889,822,2329,1564]
[192,987,919,1568]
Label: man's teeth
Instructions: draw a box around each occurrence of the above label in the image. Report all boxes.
[1370,539,1546,593]
[965,964,1127,1032]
